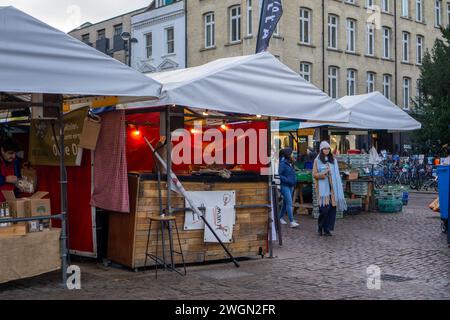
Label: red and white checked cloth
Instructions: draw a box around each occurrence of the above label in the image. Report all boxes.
[91,110,130,213]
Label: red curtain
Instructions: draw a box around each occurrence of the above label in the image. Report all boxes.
[36,151,93,254]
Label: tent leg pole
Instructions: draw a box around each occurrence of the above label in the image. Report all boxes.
[267,118,274,258]
[58,96,68,287]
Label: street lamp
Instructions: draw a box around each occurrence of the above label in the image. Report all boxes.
[121,31,138,67]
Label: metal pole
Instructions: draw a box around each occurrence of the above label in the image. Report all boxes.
[267,118,274,258]
[165,106,175,270]
[58,95,68,286]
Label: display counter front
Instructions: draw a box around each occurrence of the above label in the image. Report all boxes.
[0,228,61,284]
[107,172,270,269]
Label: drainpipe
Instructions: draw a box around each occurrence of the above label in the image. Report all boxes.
[394,0,401,151]
[394,0,398,105]
[184,0,188,68]
[322,0,326,92]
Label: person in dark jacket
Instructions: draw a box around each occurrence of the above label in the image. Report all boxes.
[278,148,299,228]
[0,138,21,202]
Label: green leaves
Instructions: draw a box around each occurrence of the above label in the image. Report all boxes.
[412,26,450,154]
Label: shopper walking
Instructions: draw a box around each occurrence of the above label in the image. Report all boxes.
[313,141,347,236]
[278,148,300,228]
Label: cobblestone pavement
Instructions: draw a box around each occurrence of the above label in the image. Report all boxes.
[1,193,449,300]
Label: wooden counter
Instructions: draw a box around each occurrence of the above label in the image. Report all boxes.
[107,174,270,269]
[0,229,61,284]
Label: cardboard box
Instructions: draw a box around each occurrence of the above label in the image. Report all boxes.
[0,222,27,239]
[345,171,359,180]
[2,190,51,218]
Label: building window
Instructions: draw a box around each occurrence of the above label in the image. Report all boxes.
[300,62,312,82]
[247,0,253,36]
[299,8,311,45]
[97,29,105,40]
[145,33,152,59]
[366,24,375,56]
[402,0,409,17]
[229,5,241,43]
[114,24,123,37]
[347,69,357,96]
[382,27,391,59]
[345,0,356,4]
[367,72,376,93]
[403,77,411,109]
[346,19,356,52]
[416,0,423,22]
[416,35,424,65]
[416,79,423,98]
[328,66,339,99]
[204,13,215,48]
[383,74,392,100]
[402,32,410,62]
[328,15,338,49]
[81,34,90,44]
[166,27,175,54]
[366,0,374,8]
[382,0,390,12]
[448,2,450,26]
[436,0,442,26]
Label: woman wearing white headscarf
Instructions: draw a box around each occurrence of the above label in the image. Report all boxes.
[313,141,347,236]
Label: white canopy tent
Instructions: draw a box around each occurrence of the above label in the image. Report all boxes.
[126,53,350,122]
[0,6,161,99]
[294,92,421,131]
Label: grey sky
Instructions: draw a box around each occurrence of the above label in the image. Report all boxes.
[0,0,152,32]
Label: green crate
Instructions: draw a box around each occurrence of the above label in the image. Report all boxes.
[296,170,312,183]
[345,198,363,207]
[377,198,403,213]
[351,182,369,196]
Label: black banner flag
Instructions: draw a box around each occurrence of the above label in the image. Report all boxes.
[256,0,283,53]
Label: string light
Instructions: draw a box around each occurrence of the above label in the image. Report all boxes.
[256,114,262,118]
[132,128,141,137]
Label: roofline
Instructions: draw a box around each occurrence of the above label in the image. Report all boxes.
[68,6,148,33]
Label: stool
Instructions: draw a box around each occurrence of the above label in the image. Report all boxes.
[144,215,186,279]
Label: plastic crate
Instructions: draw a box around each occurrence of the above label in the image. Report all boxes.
[346,198,363,207]
[296,170,312,183]
[344,206,362,215]
[378,198,403,213]
[351,182,369,196]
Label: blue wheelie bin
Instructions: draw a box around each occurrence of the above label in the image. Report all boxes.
[437,165,450,245]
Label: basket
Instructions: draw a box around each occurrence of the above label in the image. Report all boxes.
[378,198,403,213]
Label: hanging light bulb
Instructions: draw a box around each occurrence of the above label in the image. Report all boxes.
[256,114,262,118]
[132,127,141,137]
[221,123,228,130]
[202,109,209,116]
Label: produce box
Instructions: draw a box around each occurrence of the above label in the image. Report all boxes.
[2,190,51,218]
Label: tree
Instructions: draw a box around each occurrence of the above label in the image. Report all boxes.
[412,26,450,155]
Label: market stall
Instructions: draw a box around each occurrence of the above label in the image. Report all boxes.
[0,6,160,284]
[275,92,422,217]
[105,52,351,269]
